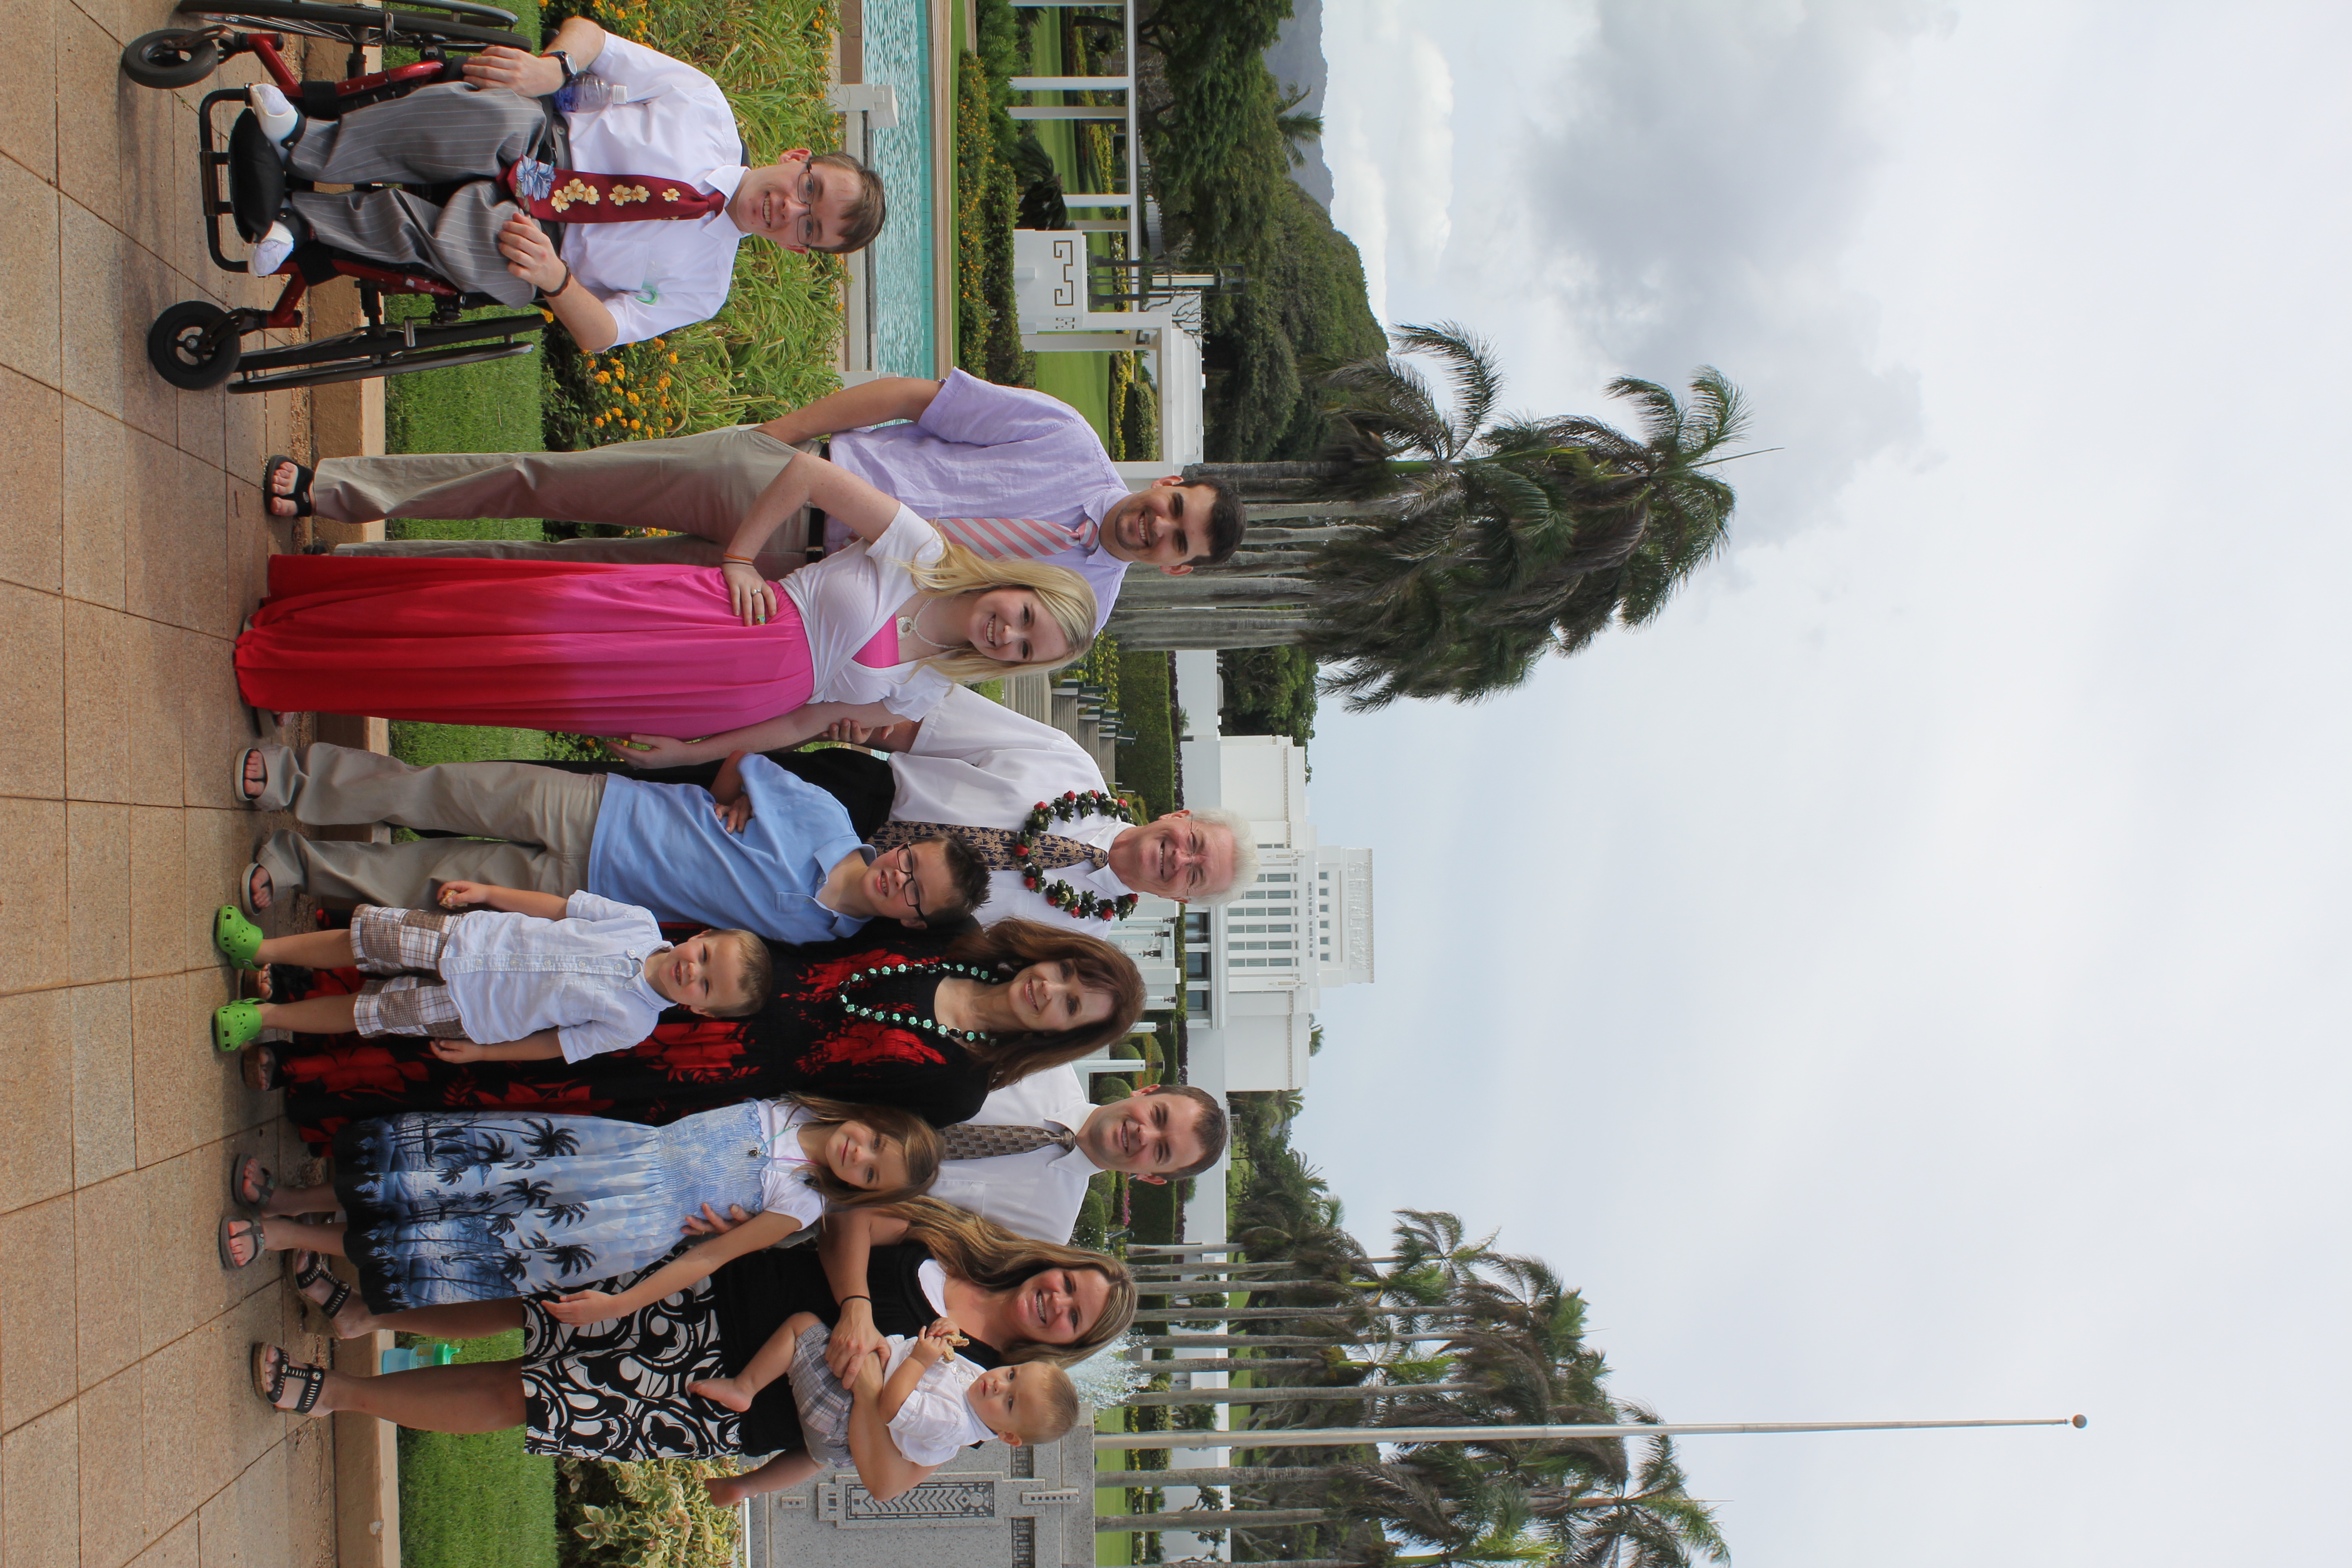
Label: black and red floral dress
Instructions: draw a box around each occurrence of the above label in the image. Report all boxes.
[278,924,993,1150]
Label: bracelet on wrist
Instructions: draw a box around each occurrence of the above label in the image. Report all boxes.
[543,262,573,301]
[722,553,759,563]
[838,1294,871,1303]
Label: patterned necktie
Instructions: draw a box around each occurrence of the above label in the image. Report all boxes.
[503,157,730,223]
[939,1122,1077,1161]
[931,516,1100,560]
[870,820,1108,872]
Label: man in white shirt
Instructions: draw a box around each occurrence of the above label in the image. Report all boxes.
[250,18,881,351]
[924,1066,1228,1244]
[861,685,1258,931]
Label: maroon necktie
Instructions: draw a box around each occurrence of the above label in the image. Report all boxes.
[501,161,728,223]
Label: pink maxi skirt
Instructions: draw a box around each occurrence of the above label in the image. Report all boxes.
[235,555,814,737]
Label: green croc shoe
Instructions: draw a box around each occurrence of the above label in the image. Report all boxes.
[213,1000,265,1054]
[214,905,264,970]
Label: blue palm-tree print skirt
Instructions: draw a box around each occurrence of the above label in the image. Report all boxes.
[332,1103,771,1311]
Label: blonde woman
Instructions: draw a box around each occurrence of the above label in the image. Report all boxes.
[234,451,1095,749]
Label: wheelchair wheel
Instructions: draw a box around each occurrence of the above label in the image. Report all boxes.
[147,300,243,391]
[230,339,533,392]
[122,27,221,88]
[172,0,529,51]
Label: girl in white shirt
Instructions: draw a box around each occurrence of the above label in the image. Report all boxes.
[605,450,1101,769]
[230,1096,942,1324]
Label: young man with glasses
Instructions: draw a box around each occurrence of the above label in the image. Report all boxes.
[240,16,883,353]
[233,743,991,943]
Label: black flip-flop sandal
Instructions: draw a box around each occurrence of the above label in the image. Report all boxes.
[261,455,314,517]
[218,1214,267,1269]
[290,1250,357,1331]
[250,1343,325,1415]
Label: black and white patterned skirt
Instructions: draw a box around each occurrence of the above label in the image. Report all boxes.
[521,1274,745,1460]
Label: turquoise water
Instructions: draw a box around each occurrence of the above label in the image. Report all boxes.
[862,0,934,375]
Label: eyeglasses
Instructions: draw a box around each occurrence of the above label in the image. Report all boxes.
[892,846,930,922]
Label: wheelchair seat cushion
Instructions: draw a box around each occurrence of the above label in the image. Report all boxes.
[227,111,288,245]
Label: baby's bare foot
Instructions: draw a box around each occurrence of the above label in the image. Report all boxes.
[687,1377,753,1413]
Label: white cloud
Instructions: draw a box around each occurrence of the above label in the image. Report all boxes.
[1323,0,1459,325]
[1288,4,2352,1563]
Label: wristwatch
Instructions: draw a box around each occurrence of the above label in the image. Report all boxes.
[545,48,576,84]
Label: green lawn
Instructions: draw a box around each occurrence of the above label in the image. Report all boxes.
[1112,647,1173,818]
[397,1330,558,1568]
[1029,348,1113,441]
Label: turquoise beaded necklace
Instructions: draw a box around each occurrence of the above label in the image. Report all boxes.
[835,959,1000,1044]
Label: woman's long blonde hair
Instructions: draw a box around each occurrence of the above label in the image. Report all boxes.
[906,543,1098,683]
[892,1198,1137,1366]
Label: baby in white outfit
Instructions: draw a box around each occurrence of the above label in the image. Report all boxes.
[689,1313,1078,1467]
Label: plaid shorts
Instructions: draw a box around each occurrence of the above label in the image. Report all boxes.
[786,1323,853,1465]
[348,906,469,1039]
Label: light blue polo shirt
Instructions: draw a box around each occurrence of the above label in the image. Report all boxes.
[585,756,870,943]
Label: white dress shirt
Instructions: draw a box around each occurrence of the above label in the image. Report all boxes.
[564,35,750,346]
[888,686,1136,934]
[437,890,671,1063]
[924,1066,1100,1244]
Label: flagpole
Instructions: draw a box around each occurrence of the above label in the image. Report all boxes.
[1095,1414,2087,1450]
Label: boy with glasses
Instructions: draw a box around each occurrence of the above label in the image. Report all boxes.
[235,743,990,943]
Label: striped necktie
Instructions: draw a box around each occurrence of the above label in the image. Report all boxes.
[931,516,1099,561]
[870,820,1108,872]
[939,1122,1078,1161]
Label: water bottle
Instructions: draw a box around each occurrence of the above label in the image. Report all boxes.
[555,75,618,113]
[379,1342,460,1374]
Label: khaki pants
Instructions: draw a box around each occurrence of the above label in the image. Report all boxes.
[250,744,606,908]
[312,425,813,576]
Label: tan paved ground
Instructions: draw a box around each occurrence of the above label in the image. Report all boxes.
[0,4,342,1563]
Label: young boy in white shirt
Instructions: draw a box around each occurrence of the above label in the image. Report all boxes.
[689,1313,1077,1491]
[209,882,767,1060]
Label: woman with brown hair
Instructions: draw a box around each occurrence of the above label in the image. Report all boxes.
[245,1199,1135,1493]
[260,917,1148,1147]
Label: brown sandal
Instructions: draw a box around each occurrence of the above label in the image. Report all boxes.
[240,1043,279,1091]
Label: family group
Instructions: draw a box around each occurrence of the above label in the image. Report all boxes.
[209,14,1256,1507]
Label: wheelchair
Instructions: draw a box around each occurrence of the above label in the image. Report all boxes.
[120,0,558,393]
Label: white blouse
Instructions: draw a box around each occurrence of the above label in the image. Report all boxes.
[751,1101,830,1228]
[779,506,956,722]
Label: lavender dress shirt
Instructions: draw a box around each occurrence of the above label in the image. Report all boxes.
[823,369,1137,629]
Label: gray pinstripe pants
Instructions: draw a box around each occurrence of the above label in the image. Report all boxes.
[286,82,550,304]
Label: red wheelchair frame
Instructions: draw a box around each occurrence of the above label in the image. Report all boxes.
[123,1,553,393]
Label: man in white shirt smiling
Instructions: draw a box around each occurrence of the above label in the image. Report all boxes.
[245,16,882,351]
[851,684,1258,932]
[923,1066,1229,1244]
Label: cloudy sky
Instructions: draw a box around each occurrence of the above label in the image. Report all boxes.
[1290,4,2352,1563]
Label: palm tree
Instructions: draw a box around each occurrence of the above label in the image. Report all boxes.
[1104,327,1754,702]
[1303,327,1750,709]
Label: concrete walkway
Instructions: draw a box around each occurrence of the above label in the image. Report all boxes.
[0,3,340,1563]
